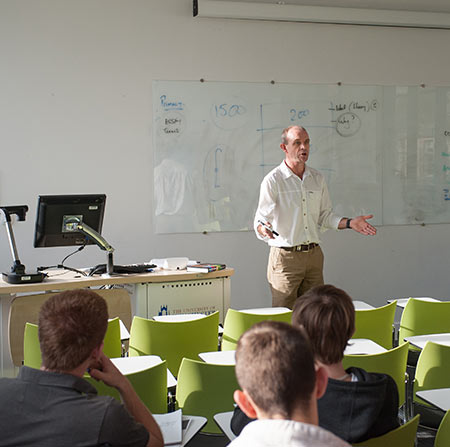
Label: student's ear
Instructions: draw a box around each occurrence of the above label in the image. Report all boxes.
[90,342,104,361]
[280,143,287,154]
[314,365,329,400]
[234,390,258,419]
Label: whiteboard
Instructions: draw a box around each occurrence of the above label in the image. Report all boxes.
[153,81,450,233]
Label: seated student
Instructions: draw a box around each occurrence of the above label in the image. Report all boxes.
[229,320,350,447]
[231,284,399,444]
[0,289,163,447]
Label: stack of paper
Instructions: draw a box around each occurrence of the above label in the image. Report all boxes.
[153,409,182,445]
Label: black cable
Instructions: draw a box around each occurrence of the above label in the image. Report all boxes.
[37,241,88,277]
[60,242,87,265]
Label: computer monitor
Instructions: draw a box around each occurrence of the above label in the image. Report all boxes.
[33,194,107,248]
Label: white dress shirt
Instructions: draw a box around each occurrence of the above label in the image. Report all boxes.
[254,162,342,247]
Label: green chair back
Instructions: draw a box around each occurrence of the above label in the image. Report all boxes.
[103,317,122,358]
[399,299,450,343]
[414,341,450,405]
[435,410,450,447]
[222,308,292,351]
[176,358,238,433]
[23,322,42,369]
[23,317,122,370]
[86,359,168,414]
[343,342,409,406]
[352,301,396,350]
[129,312,220,376]
[352,414,419,447]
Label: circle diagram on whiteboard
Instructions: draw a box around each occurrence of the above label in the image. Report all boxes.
[336,112,361,137]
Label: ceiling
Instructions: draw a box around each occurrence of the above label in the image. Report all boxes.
[209,0,450,14]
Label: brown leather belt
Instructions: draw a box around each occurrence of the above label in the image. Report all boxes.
[281,243,319,252]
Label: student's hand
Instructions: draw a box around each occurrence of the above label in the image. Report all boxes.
[350,215,377,236]
[89,352,128,390]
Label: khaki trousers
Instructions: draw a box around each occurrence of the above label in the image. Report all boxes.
[267,245,324,309]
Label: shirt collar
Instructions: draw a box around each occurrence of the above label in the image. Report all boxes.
[18,366,98,395]
[280,161,310,179]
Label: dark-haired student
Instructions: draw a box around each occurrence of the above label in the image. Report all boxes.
[231,284,399,444]
[229,320,350,447]
[0,289,163,447]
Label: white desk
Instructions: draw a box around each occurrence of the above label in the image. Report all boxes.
[416,389,450,411]
[200,339,386,366]
[199,350,236,365]
[239,306,291,315]
[179,415,207,446]
[352,301,375,310]
[111,355,177,388]
[214,411,236,441]
[388,297,440,308]
[0,267,233,377]
[404,333,450,350]
[153,414,207,447]
[154,313,224,335]
[153,314,206,322]
[344,339,387,355]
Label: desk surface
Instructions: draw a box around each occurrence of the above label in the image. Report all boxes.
[405,333,450,350]
[239,306,291,315]
[387,297,440,308]
[0,268,234,294]
[416,389,450,411]
[111,355,177,388]
[199,339,387,365]
[353,300,375,310]
[213,411,236,441]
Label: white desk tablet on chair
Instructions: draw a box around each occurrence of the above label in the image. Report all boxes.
[239,307,290,315]
[214,411,236,441]
[152,314,206,322]
[199,350,236,365]
[416,389,450,412]
[344,339,387,355]
[352,301,375,310]
[388,297,440,309]
[404,333,450,350]
[111,355,177,387]
[200,338,386,365]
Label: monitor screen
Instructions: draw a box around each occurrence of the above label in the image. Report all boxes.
[33,194,107,248]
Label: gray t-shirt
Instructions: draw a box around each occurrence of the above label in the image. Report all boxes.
[0,366,149,446]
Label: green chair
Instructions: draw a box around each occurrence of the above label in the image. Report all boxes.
[412,341,450,427]
[129,312,220,376]
[435,410,450,447]
[103,317,122,358]
[176,358,239,433]
[86,359,168,413]
[23,317,122,370]
[352,301,397,350]
[343,342,409,407]
[221,308,292,351]
[399,299,450,342]
[352,414,419,447]
[23,322,42,369]
[414,341,450,402]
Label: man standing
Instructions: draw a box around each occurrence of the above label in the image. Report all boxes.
[254,125,376,308]
[0,289,163,447]
[229,320,350,447]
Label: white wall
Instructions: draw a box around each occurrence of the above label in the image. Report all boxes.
[1,0,450,308]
